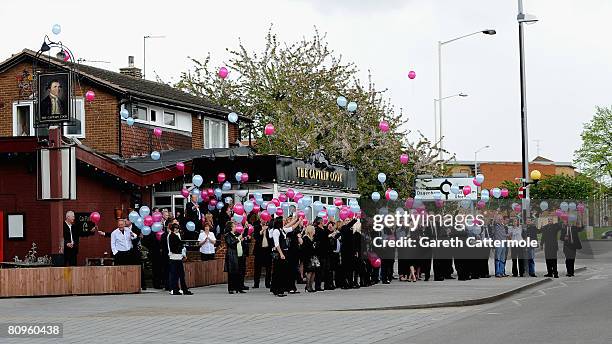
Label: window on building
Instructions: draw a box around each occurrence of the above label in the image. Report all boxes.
[204,118,228,148]
[13,102,32,136]
[64,98,85,137]
[164,111,176,126]
[133,106,147,120]
[150,109,157,122]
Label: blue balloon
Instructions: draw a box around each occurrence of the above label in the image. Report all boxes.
[255,197,264,206]
[313,201,324,213]
[216,201,224,210]
[377,173,386,184]
[371,192,381,202]
[152,222,163,232]
[349,199,359,207]
[225,196,233,204]
[336,96,348,108]
[317,211,326,218]
[151,151,160,161]
[191,188,201,197]
[254,192,262,199]
[128,211,140,223]
[52,24,61,35]
[327,206,338,217]
[235,172,243,182]
[389,190,398,201]
[139,206,150,218]
[297,198,305,210]
[208,204,215,211]
[347,101,358,113]
[304,206,313,221]
[267,204,277,214]
[233,214,243,223]
[244,200,254,213]
[451,185,460,195]
[186,221,196,232]
[192,175,203,187]
[228,112,238,123]
[222,181,231,191]
[134,217,144,229]
[126,117,135,126]
[302,197,312,208]
[214,188,223,199]
[120,109,129,119]
[142,226,152,235]
[350,204,360,213]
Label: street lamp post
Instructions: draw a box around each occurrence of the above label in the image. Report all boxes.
[143,35,165,80]
[434,93,468,144]
[517,0,538,223]
[474,145,491,175]
[438,29,496,160]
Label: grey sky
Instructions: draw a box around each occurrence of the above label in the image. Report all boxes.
[1,0,609,164]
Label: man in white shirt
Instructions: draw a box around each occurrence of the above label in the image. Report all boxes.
[110,218,135,266]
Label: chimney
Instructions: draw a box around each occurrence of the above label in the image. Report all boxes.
[119,56,142,78]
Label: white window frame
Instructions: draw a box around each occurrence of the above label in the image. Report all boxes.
[64,97,86,138]
[133,105,149,121]
[12,101,34,136]
[203,118,228,149]
[163,111,176,127]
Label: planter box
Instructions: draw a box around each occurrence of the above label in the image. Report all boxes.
[184,259,227,288]
[0,266,140,298]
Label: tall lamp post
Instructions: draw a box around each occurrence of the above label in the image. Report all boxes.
[434,93,468,144]
[474,145,491,175]
[143,35,165,80]
[517,0,538,223]
[438,29,496,160]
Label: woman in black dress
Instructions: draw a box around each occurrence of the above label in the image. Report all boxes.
[224,221,245,294]
[302,225,318,292]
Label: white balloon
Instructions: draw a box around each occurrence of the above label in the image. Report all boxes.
[377,173,386,184]
[560,202,569,212]
[450,185,460,194]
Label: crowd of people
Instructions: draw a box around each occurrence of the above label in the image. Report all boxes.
[68,199,586,298]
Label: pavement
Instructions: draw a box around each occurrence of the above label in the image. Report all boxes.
[1,241,610,344]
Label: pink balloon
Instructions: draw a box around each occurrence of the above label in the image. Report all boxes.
[400,154,409,165]
[85,90,95,102]
[477,200,486,209]
[275,208,284,217]
[271,198,280,207]
[302,219,309,226]
[577,203,585,213]
[501,188,509,198]
[235,224,244,234]
[339,209,350,221]
[252,204,261,214]
[176,162,185,172]
[155,231,163,241]
[217,173,226,183]
[379,121,389,133]
[209,199,217,207]
[247,224,254,236]
[334,198,343,207]
[463,185,472,196]
[181,188,190,198]
[371,257,381,268]
[286,189,295,200]
[202,194,210,203]
[260,210,271,222]
[152,211,163,223]
[513,204,522,213]
[405,198,414,209]
[560,212,569,221]
[322,215,329,225]
[473,178,481,187]
[384,188,391,200]
[207,188,214,197]
[555,209,563,217]
[218,67,229,79]
[264,123,275,136]
[297,211,306,219]
[90,212,101,224]
[143,215,154,227]
[355,211,362,219]
[153,127,162,138]
[278,194,288,202]
[240,172,249,183]
[294,193,303,202]
[233,203,245,215]
[63,50,70,61]
[408,70,416,80]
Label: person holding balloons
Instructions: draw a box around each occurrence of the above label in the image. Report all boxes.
[62,210,97,266]
[185,194,203,240]
[109,218,136,266]
[168,223,192,295]
[562,213,584,277]
[270,215,301,297]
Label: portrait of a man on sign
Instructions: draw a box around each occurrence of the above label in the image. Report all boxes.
[38,73,70,122]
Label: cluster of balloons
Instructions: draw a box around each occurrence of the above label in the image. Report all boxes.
[371,172,398,202]
[336,96,358,113]
[548,201,585,222]
[129,206,164,235]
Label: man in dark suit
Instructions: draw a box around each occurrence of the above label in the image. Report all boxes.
[63,210,95,266]
[541,217,562,278]
[40,79,66,119]
[184,194,202,240]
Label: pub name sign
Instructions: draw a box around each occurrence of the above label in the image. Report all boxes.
[296,167,343,183]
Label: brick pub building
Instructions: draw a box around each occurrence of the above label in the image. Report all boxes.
[0,49,246,266]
